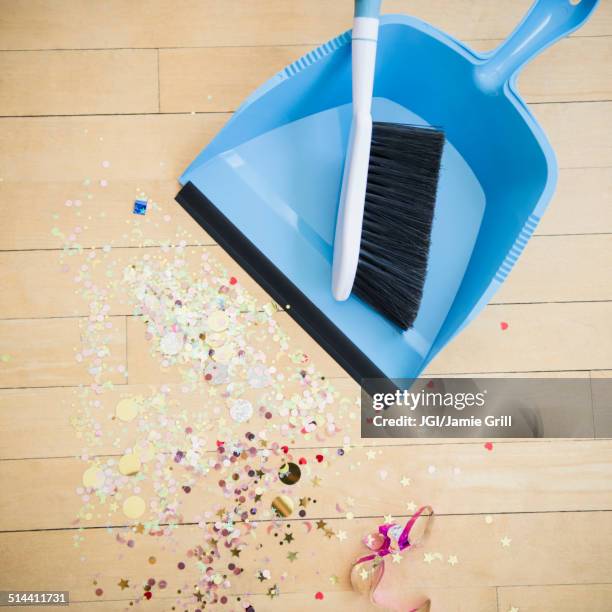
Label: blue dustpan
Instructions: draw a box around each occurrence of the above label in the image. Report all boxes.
[177,0,599,384]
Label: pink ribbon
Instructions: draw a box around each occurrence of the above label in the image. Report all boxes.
[351,506,433,612]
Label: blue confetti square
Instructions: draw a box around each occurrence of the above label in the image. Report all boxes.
[133,199,148,215]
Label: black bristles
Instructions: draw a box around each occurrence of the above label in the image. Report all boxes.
[353,122,445,330]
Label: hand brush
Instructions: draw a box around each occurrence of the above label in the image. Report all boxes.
[332,0,445,330]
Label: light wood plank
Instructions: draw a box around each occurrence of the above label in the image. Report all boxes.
[0,588,497,612]
[0,245,271,319]
[498,584,612,612]
[0,114,227,183]
[535,101,612,169]
[0,113,227,251]
[426,302,612,375]
[591,370,612,439]
[0,50,158,116]
[492,234,612,304]
[0,1,608,51]
[2,441,610,531]
[1,513,610,600]
[537,167,612,236]
[0,317,126,388]
[159,45,311,113]
[159,37,612,113]
[0,386,106,460]
[470,36,612,103]
[0,180,210,251]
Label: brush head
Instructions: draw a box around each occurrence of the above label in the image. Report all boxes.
[352,121,445,330]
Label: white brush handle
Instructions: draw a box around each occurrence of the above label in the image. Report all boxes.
[332,9,380,301]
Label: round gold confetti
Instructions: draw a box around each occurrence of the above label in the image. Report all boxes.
[148,556,156,564]
[123,495,146,519]
[278,462,301,485]
[208,311,228,332]
[116,398,140,422]
[118,453,141,476]
[82,466,104,489]
[271,494,294,517]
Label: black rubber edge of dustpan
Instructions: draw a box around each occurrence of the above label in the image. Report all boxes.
[176,181,388,394]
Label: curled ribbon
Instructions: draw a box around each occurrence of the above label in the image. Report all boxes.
[350,506,434,611]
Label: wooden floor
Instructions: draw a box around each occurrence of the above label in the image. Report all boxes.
[1,1,611,611]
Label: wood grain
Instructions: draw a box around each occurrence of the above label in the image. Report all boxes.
[0,1,609,51]
[1,512,611,600]
[0,50,158,117]
[1,440,611,531]
[498,584,612,612]
[426,302,612,375]
[0,317,126,388]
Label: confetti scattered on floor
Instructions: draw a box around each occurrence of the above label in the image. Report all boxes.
[46,145,518,610]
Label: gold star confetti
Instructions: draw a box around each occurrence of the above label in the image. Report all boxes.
[316,519,327,530]
[118,579,129,590]
[324,528,335,539]
[329,575,339,584]
[267,585,280,599]
[448,555,459,566]
[287,551,298,562]
[311,476,322,487]
[501,536,512,548]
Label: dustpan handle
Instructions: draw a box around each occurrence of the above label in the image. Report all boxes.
[475,0,600,92]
